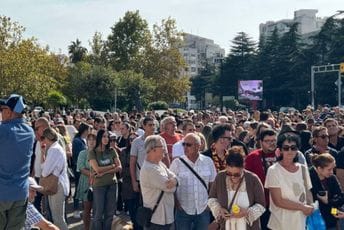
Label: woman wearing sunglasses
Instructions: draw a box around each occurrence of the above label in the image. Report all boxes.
[208,146,266,230]
[265,133,314,230]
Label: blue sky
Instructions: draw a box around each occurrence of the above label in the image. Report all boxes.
[1,0,343,55]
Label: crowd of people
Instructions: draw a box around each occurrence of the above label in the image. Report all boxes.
[3,94,344,230]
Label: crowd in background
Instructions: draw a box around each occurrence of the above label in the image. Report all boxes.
[4,94,344,230]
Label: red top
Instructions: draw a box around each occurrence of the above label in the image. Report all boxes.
[245,149,276,204]
[160,132,183,160]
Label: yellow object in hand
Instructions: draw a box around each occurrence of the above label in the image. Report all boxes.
[331,208,338,215]
[232,204,240,214]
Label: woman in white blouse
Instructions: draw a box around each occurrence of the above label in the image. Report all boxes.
[41,127,70,230]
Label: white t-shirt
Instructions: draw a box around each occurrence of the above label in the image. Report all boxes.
[172,140,184,158]
[265,163,312,230]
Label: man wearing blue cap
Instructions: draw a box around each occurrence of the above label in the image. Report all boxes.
[0,94,35,229]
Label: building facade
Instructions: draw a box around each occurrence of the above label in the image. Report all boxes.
[180,33,225,77]
[259,9,326,40]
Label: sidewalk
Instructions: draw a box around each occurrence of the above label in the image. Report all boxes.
[66,186,133,229]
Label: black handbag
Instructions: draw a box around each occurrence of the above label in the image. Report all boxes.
[136,191,164,227]
[86,187,93,202]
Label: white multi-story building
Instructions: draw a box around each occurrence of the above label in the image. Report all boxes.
[259,9,326,40]
[180,33,225,77]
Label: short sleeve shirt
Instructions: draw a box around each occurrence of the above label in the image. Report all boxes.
[265,163,312,230]
[88,148,118,187]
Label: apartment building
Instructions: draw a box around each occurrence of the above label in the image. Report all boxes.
[180,33,225,77]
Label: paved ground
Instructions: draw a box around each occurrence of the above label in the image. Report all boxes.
[65,186,132,230]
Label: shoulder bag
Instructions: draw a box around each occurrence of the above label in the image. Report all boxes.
[208,176,244,230]
[136,190,164,227]
[40,173,60,195]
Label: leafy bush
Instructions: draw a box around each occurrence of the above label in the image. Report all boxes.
[147,101,168,110]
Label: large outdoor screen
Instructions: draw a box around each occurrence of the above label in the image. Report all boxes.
[238,80,263,101]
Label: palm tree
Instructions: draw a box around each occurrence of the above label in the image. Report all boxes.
[68,39,87,63]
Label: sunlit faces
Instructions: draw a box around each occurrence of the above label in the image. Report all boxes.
[261,135,277,153]
[153,140,165,160]
[325,121,338,136]
[219,130,232,149]
[143,121,155,135]
[165,121,177,133]
[185,124,196,134]
[280,140,298,160]
[317,162,336,179]
[87,136,96,149]
[226,166,243,183]
[120,124,129,136]
[101,132,109,145]
[315,129,329,147]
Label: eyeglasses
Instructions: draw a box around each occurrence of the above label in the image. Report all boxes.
[281,145,298,151]
[182,142,194,147]
[147,123,155,127]
[318,135,329,139]
[195,125,201,128]
[220,136,232,141]
[226,171,242,178]
[263,139,276,144]
[114,121,121,124]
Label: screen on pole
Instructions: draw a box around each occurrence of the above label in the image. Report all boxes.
[238,80,263,101]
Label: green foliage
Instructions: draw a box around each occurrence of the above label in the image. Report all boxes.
[68,39,87,63]
[116,70,154,111]
[0,15,25,49]
[0,16,67,105]
[63,62,118,110]
[147,101,169,110]
[143,18,190,103]
[107,10,151,72]
[223,98,239,110]
[47,90,67,109]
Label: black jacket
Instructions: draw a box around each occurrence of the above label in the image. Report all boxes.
[309,167,344,228]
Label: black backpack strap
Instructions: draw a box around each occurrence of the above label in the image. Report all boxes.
[179,157,208,190]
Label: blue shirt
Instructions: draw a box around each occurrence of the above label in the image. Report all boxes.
[0,118,34,201]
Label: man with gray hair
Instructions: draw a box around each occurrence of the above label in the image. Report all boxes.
[140,135,178,229]
[160,116,183,162]
[170,133,217,230]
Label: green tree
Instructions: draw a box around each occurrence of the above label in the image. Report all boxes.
[64,63,118,110]
[107,10,151,72]
[143,18,190,103]
[215,32,257,105]
[0,38,67,104]
[47,90,67,110]
[68,39,88,63]
[0,15,25,49]
[117,70,154,111]
[88,32,107,65]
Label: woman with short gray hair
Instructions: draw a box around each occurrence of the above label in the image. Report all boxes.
[140,135,178,229]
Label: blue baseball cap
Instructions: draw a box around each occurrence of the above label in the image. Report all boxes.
[0,94,27,113]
